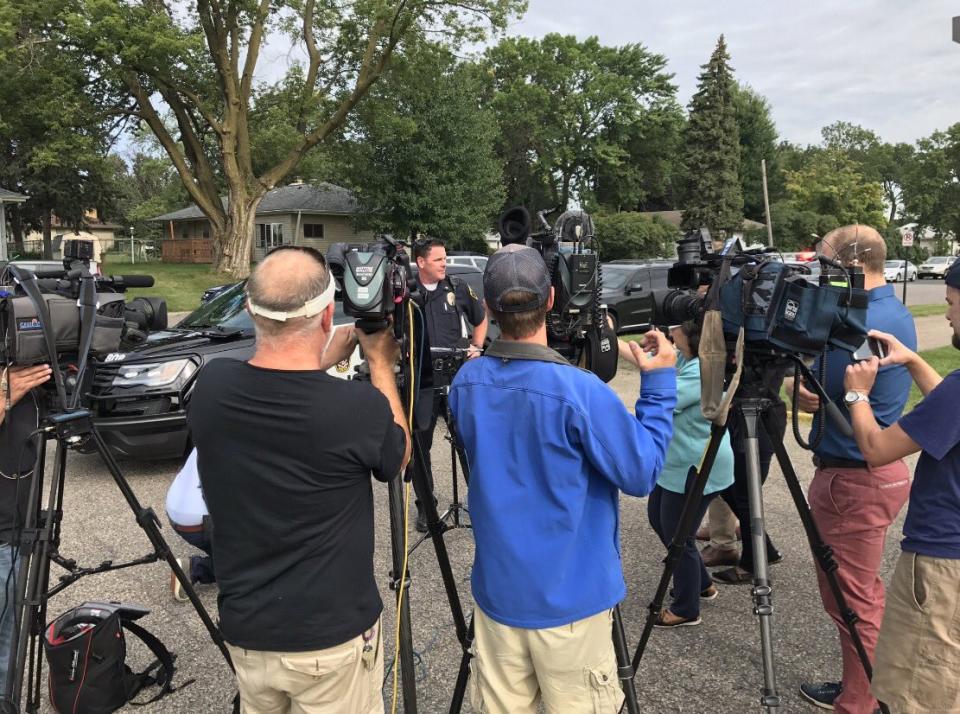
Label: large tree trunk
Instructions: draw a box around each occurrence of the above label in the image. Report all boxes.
[42,209,53,259]
[213,193,263,278]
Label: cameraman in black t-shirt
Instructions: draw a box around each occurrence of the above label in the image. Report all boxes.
[0,364,51,694]
[187,246,408,714]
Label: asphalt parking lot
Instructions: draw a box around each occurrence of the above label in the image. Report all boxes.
[20,350,930,714]
[889,276,947,306]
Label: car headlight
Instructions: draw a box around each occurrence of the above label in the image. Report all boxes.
[112,359,197,388]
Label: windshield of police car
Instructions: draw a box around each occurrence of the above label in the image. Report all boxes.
[179,281,348,331]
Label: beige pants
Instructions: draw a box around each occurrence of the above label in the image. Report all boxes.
[226,619,384,714]
[871,552,960,713]
[707,497,738,549]
[470,607,624,713]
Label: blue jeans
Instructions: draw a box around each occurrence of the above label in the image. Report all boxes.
[172,527,216,585]
[647,485,715,620]
[0,544,21,696]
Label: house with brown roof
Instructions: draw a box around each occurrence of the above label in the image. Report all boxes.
[151,181,374,263]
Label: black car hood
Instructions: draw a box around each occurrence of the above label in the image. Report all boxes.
[120,328,254,360]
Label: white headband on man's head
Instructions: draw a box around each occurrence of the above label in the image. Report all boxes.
[247,278,336,322]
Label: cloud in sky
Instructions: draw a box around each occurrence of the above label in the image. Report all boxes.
[507,0,960,146]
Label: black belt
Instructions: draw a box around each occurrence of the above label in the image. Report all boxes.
[814,455,869,470]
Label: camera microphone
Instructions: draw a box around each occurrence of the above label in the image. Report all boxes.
[106,275,155,289]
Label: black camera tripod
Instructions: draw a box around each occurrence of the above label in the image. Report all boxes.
[1,408,234,713]
[0,264,233,713]
[627,353,886,714]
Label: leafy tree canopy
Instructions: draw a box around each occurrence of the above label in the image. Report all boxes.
[62,0,525,276]
[594,212,677,260]
[485,33,678,214]
[337,47,504,250]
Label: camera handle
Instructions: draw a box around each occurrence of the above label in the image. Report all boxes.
[354,317,390,334]
[789,356,854,441]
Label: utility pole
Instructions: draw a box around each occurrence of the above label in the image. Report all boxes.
[761,159,774,248]
[130,225,135,265]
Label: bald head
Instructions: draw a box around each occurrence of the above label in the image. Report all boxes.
[820,225,886,275]
[246,248,331,340]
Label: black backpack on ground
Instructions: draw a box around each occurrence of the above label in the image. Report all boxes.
[44,601,179,713]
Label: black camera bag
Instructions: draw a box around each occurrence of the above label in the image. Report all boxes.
[44,602,177,713]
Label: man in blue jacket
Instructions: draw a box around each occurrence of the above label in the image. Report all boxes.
[449,244,677,713]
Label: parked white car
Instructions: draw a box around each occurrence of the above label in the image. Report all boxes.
[917,255,957,279]
[446,254,488,271]
[883,260,917,282]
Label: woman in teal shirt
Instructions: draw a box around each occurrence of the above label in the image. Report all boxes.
[629,321,735,626]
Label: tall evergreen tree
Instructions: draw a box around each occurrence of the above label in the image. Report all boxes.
[680,35,743,236]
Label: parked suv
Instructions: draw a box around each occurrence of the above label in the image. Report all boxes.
[601,262,669,334]
[918,255,957,279]
[85,265,487,460]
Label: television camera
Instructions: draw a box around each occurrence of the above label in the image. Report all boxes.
[497,206,618,382]
[0,239,168,368]
[325,235,412,337]
[648,228,870,358]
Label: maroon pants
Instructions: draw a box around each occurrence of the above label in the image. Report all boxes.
[808,462,910,714]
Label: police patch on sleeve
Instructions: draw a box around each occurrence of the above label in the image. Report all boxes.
[467,285,478,301]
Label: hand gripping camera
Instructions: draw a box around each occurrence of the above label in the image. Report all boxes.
[497,206,618,381]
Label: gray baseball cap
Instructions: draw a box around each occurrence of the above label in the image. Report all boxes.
[483,244,551,313]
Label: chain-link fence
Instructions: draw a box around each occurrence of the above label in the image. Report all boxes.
[5,236,164,265]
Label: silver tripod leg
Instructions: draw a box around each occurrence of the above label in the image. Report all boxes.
[741,401,782,711]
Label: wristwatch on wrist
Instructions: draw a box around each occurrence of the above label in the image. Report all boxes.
[843,390,870,406]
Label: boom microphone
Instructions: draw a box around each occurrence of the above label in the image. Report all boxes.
[106,275,155,289]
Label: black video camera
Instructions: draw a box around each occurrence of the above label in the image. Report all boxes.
[648,230,869,357]
[497,206,617,381]
[326,235,412,335]
[0,246,167,367]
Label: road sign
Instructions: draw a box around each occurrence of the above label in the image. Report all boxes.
[901,230,914,247]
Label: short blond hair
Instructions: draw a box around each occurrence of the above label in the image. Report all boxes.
[820,225,886,274]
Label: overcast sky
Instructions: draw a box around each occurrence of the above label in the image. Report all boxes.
[506,0,960,146]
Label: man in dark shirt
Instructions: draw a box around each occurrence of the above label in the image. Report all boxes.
[844,260,960,713]
[790,226,916,713]
[188,246,409,714]
[411,238,486,532]
[0,364,51,695]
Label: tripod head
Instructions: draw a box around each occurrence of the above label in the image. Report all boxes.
[734,345,853,442]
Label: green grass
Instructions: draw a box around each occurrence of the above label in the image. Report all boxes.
[102,260,235,312]
[909,303,947,318]
[906,344,959,412]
